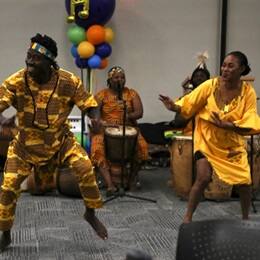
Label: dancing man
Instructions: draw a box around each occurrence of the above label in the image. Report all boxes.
[0,33,108,251]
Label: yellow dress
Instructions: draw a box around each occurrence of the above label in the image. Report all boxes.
[175,77,260,185]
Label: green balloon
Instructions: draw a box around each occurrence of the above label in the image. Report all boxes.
[67,25,86,45]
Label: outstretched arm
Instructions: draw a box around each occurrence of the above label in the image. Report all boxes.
[159,94,181,113]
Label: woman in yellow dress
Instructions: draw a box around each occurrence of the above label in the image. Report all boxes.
[159,51,260,223]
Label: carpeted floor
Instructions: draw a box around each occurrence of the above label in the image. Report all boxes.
[0,166,260,260]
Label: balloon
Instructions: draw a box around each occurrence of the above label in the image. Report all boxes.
[77,41,95,58]
[86,25,106,45]
[65,0,116,29]
[99,58,108,69]
[75,56,89,68]
[104,27,114,43]
[95,43,112,58]
[88,55,102,69]
[70,45,79,58]
[67,25,86,45]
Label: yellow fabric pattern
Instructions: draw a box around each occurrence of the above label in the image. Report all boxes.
[0,68,102,231]
[175,77,260,185]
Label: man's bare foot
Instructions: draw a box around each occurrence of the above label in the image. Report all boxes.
[84,208,108,240]
[183,216,191,224]
[0,230,11,252]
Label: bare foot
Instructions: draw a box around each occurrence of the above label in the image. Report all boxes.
[84,208,108,240]
[0,230,11,252]
[183,217,191,224]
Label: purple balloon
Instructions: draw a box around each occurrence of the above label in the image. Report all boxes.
[75,56,89,68]
[65,0,116,29]
[95,43,112,58]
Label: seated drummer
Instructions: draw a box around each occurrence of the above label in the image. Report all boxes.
[171,53,211,135]
[91,66,148,197]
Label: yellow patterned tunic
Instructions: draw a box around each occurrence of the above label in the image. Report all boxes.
[0,68,103,231]
[175,77,260,185]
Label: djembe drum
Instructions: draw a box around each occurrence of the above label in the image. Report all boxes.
[104,125,138,186]
[170,135,232,201]
[170,135,193,200]
[56,166,81,197]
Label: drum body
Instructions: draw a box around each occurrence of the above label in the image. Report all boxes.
[170,136,193,200]
[245,135,260,191]
[27,169,56,195]
[204,172,232,201]
[104,126,138,188]
[56,166,81,198]
[104,126,137,163]
[170,135,232,201]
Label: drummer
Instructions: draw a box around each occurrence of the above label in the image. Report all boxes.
[91,66,148,197]
[171,52,210,136]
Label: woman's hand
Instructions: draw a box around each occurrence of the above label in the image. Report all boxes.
[159,94,177,112]
[211,112,234,130]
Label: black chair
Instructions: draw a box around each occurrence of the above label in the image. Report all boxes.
[176,219,260,260]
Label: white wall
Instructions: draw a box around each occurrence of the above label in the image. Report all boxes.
[227,0,260,104]
[0,0,259,121]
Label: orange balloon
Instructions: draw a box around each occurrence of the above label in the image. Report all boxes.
[105,27,114,43]
[77,41,95,58]
[86,25,106,45]
[99,58,109,69]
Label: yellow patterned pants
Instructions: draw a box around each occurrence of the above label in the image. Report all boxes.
[0,136,103,231]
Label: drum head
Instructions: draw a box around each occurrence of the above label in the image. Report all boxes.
[105,126,137,136]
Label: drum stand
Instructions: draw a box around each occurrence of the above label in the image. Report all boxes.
[104,99,156,204]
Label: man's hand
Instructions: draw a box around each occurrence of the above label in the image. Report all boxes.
[1,116,15,127]
[89,118,102,134]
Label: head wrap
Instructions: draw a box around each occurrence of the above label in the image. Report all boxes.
[195,51,209,69]
[107,66,125,79]
[30,42,56,61]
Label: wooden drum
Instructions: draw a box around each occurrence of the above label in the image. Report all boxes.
[170,136,193,200]
[56,166,81,198]
[204,172,233,201]
[170,135,232,201]
[104,126,137,163]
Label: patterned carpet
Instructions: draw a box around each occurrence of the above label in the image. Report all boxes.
[0,167,260,260]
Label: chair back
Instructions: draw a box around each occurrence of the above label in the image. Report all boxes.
[176,219,260,260]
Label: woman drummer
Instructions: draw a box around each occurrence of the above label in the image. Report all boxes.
[160,51,260,223]
[91,66,148,196]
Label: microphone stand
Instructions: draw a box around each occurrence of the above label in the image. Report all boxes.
[104,86,156,204]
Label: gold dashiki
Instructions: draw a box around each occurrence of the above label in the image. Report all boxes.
[0,68,102,231]
[175,77,260,185]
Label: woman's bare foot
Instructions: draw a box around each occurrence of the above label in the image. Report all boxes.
[84,208,108,240]
[0,230,11,252]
